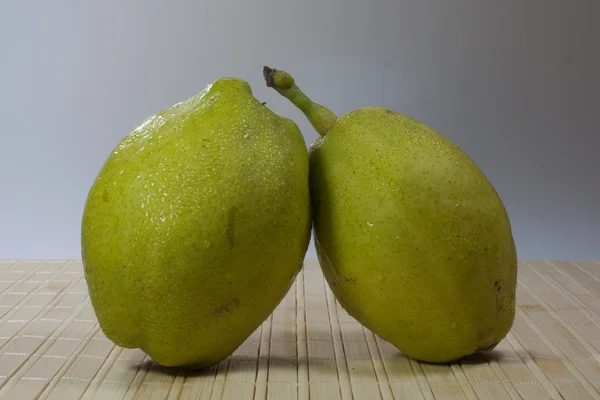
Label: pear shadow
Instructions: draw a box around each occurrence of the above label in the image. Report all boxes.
[124,328,509,381]
[411,349,508,367]
[461,349,508,364]
[126,355,302,376]
[128,359,181,376]
[122,328,347,378]
[374,334,509,372]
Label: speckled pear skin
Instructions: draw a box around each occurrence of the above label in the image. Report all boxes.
[309,107,517,363]
[81,78,311,368]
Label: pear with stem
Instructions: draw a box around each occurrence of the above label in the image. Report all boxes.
[264,66,517,363]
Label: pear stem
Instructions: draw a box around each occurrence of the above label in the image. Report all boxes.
[263,66,338,136]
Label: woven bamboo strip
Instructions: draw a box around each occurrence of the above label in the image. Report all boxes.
[39,324,104,400]
[304,261,342,400]
[1,260,600,399]
[0,261,53,297]
[375,337,429,400]
[0,261,61,318]
[79,344,124,399]
[514,300,600,399]
[267,286,297,400]
[483,336,556,399]
[517,278,600,392]
[0,270,95,399]
[295,268,309,400]
[177,363,218,400]
[523,262,600,351]
[577,261,600,281]
[540,260,600,319]
[455,355,504,399]
[0,261,72,352]
[0,261,84,394]
[0,261,17,275]
[362,329,395,400]
[553,261,600,296]
[324,278,352,400]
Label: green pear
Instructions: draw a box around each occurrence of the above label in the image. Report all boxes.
[81,77,311,368]
[264,67,517,363]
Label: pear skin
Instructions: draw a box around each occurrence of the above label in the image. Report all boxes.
[82,78,311,368]
[264,67,517,363]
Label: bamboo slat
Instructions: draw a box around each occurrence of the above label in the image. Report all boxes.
[0,259,598,400]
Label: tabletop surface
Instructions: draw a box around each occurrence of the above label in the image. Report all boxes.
[0,259,599,400]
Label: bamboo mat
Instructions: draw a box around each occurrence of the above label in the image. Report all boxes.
[1,260,600,400]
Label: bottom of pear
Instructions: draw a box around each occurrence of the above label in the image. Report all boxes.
[400,338,504,365]
[147,352,226,369]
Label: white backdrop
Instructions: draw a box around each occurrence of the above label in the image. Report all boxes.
[1,0,599,260]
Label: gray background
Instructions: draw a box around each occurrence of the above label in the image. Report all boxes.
[1,0,598,260]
